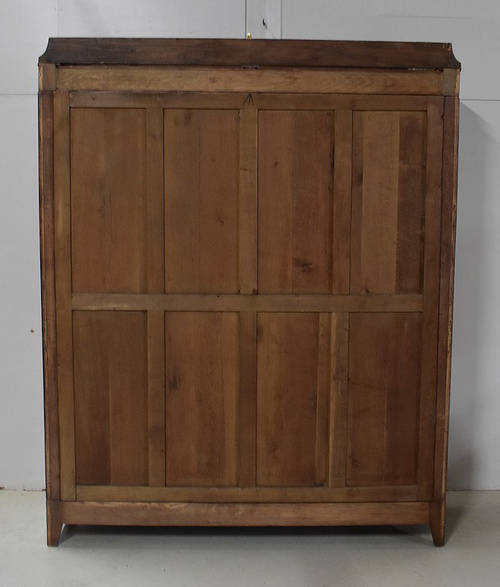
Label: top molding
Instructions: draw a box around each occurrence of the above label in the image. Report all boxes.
[39,38,461,71]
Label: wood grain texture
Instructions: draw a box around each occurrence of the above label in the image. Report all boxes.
[71,92,431,111]
[70,108,148,293]
[39,91,60,503]
[347,313,422,488]
[146,108,165,293]
[57,67,446,96]
[147,311,166,487]
[238,105,258,295]
[351,109,426,294]
[239,313,257,487]
[434,97,460,510]
[61,500,431,528]
[329,313,349,487]
[165,312,239,487]
[258,110,334,293]
[72,293,424,313]
[53,91,75,500]
[418,98,444,500]
[40,39,460,70]
[77,484,419,503]
[164,109,239,293]
[332,110,352,293]
[256,313,323,487]
[73,312,149,486]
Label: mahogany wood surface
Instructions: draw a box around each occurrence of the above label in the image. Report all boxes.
[39,40,460,547]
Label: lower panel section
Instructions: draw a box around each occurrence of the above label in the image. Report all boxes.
[165,312,239,487]
[73,311,149,486]
[59,500,431,528]
[76,484,419,503]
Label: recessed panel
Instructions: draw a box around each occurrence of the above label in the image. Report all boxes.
[164,109,239,293]
[347,313,422,487]
[165,312,239,486]
[351,111,426,294]
[73,311,149,486]
[71,108,148,293]
[258,110,335,293]
[256,313,326,487]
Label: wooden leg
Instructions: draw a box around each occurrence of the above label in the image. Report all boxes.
[429,500,446,547]
[47,500,63,547]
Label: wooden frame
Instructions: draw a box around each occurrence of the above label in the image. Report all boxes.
[39,39,460,547]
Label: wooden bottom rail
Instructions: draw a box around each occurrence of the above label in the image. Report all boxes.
[47,500,444,546]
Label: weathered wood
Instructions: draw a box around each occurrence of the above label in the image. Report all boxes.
[40,38,460,70]
[258,109,334,293]
[418,98,445,500]
[56,66,448,95]
[62,500,431,528]
[147,311,166,487]
[76,485,419,503]
[39,91,60,504]
[71,293,424,313]
[53,91,75,501]
[40,39,460,546]
[256,313,321,487]
[164,109,239,293]
[329,313,349,487]
[432,95,460,543]
[238,313,257,487]
[164,313,239,487]
[73,312,149,486]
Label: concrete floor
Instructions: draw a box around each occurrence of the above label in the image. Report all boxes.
[1,491,499,586]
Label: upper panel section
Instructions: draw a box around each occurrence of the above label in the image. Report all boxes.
[39,38,460,70]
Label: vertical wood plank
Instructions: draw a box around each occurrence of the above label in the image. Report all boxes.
[238,105,258,294]
[351,108,426,295]
[71,108,149,293]
[351,111,400,293]
[164,109,239,293]
[53,91,75,500]
[332,110,352,294]
[418,97,444,499]
[347,313,422,488]
[396,112,426,292]
[165,312,239,486]
[315,313,331,486]
[256,313,320,487]
[239,312,257,487]
[434,96,459,507]
[73,312,149,486]
[147,310,166,486]
[258,110,334,294]
[329,313,349,488]
[146,108,165,293]
[350,111,364,295]
[73,312,111,485]
[108,313,149,485]
[39,90,60,501]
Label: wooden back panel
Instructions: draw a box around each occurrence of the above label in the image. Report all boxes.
[47,86,446,502]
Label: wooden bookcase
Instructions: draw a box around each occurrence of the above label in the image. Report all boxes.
[38,39,460,546]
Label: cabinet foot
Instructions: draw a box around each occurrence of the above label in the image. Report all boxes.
[47,501,63,546]
[429,501,446,547]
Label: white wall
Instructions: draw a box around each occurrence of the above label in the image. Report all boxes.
[1,0,499,490]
